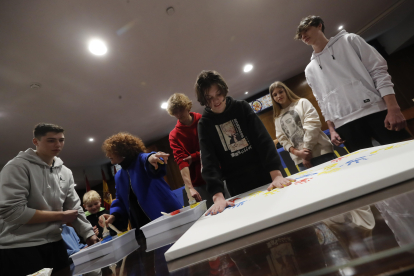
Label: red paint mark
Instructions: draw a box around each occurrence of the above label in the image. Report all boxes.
[295,178,313,185]
[228,198,240,203]
[331,157,346,163]
[170,210,180,215]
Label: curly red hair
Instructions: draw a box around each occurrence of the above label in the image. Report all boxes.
[102,132,146,157]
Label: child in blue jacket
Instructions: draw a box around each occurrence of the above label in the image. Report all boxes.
[99,132,182,238]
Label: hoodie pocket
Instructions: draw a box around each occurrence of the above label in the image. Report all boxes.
[323,80,382,120]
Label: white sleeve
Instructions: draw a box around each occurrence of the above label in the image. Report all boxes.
[301,99,322,151]
[348,34,395,97]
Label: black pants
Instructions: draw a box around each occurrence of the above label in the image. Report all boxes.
[0,239,69,276]
[336,110,411,153]
[225,166,272,197]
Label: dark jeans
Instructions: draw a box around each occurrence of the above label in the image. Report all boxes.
[298,152,337,172]
[335,110,411,153]
[0,239,69,276]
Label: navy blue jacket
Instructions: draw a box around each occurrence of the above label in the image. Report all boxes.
[110,152,182,222]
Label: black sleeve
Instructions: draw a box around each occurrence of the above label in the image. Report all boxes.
[243,101,282,172]
[198,119,225,197]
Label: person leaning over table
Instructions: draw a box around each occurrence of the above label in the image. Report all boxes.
[99,132,182,240]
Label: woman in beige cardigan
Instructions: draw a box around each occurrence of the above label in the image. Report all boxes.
[270,81,335,171]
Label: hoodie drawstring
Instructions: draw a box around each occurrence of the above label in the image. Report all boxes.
[329,46,336,60]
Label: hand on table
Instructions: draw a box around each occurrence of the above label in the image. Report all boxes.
[85,235,99,246]
[149,152,169,169]
[183,155,193,166]
[266,176,294,191]
[205,197,235,216]
[189,187,202,201]
[98,214,115,228]
[385,108,407,131]
[297,148,312,160]
[61,210,78,223]
[302,159,313,169]
[330,131,345,146]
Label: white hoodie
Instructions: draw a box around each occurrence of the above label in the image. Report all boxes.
[305,30,394,128]
[0,149,93,249]
[275,98,333,165]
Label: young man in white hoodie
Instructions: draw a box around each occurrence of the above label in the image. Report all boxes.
[296,15,410,152]
[0,123,98,275]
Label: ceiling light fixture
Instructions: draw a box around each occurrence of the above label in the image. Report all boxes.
[161,102,168,109]
[338,25,343,30]
[88,138,94,142]
[245,91,248,94]
[88,39,107,56]
[30,82,41,89]
[166,7,175,15]
[243,64,253,73]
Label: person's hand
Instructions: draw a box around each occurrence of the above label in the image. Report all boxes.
[303,159,313,169]
[206,197,235,216]
[297,149,312,160]
[267,176,294,191]
[183,155,193,166]
[148,152,170,169]
[85,235,99,246]
[93,225,99,236]
[189,187,202,201]
[61,210,78,223]
[330,131,345,146]
[385,108,407,131]
[98,214,115,228]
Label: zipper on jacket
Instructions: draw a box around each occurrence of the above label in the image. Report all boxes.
[126,170,151,222]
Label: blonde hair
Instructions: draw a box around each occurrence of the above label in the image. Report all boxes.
[83,190,101,205]
[269,81,301,118]
[166,93,192,116]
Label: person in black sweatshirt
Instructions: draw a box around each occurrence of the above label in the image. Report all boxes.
[195,70,293,216]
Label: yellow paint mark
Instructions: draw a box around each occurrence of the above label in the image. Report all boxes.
[264,189,280,196]
[323,163,338,171]
[248,191,263,198]
[318,168,341,175]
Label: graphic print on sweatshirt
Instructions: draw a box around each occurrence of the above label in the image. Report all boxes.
[215,119,250,153]
[281,110,304,148]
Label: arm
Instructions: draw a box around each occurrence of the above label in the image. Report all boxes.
[327,120,345,146]
[302,99,322,151]
[383,94,407,131]
[180,167,202,202]
[63,174,96,243]
[198,121,225,197]
[348,34,395,98]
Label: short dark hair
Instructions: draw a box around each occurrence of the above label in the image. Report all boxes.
[194,70,229,107]
[295,15,325,40]
[33,123,64,140]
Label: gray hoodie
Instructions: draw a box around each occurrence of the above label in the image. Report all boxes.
[0,148,94,249]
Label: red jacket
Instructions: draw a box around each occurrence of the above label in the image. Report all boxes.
[169,112,205,187]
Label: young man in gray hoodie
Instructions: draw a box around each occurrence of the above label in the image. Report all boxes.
[296,15,410,152]
[0,123,98,275]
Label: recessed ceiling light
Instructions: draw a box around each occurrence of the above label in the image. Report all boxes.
[245,91,248,94]
[30,82,41,89]
[243,64,253,73]
[88,138,94,142]
[338,25,343,30]
[88,39,107,56]
[161,102,168,109]
[74,184,77,187]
